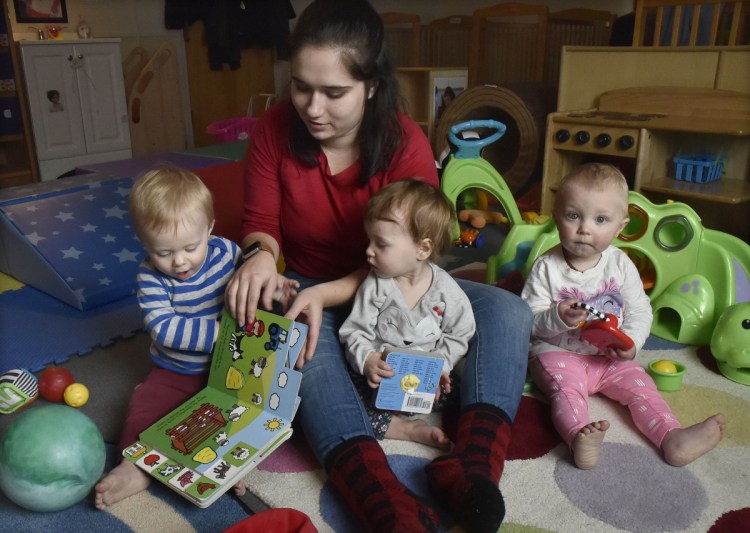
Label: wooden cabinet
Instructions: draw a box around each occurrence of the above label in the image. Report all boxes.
[396,67,467,148]
[0,1,36,187]
[20,39,131,181]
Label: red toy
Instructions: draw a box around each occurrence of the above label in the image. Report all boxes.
[573,303,635,352]
[38,367,75,403]
[454,227,484,248]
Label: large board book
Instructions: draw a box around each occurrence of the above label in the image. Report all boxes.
[122,309,307,507]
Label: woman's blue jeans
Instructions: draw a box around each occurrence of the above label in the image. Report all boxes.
[286,272,532,464]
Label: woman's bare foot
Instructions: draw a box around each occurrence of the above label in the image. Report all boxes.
[385,417,452,450]
[572,420,610,470]
[94,461,151,510]
[662,413,725,467]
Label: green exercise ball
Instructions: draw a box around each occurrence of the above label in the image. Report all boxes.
[0,404,106,512]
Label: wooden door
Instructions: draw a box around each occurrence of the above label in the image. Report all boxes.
[184,21,276,148]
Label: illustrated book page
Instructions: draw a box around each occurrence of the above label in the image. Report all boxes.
[122,309,307,507]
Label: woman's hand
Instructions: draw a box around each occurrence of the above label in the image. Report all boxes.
[275,274,300,313]
[284,284,326,368]
[225,251,279,326]
[284,268,370,368]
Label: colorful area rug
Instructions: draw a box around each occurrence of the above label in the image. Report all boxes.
[244,339,750,532]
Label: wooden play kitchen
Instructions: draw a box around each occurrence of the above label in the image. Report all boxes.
[543,45,750,242]
[542,85,750,241]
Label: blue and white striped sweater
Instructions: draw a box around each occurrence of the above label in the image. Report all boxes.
[136,235,241,374]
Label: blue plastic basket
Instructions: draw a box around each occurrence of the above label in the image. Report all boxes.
[672,153,725,183]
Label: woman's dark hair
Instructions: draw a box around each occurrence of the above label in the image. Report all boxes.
[288,0,404,186]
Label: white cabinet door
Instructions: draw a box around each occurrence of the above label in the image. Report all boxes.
[20,40,132,179]
[73,42,131,155]
[21,42,87,161]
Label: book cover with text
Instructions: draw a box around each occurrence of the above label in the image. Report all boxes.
[375,348,444,414]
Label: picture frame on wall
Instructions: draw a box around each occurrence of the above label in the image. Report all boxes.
[433,75,467,128]
[13,0,68,24]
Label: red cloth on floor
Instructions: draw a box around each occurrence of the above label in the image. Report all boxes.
[223,508,318,532]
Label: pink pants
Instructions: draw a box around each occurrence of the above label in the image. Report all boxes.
[117,368,207,452]
[529,352,681,449]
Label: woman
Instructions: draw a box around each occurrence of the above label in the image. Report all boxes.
[225,1,532,531]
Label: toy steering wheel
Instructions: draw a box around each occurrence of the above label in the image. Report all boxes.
[448,120,507,160]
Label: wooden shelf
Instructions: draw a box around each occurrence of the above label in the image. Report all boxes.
[0,0,38,187]
[640,178,750,204]
[0,133,23,142]
[396,67,468,147]
[0,167,34,188]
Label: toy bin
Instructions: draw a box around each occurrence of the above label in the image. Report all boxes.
[672,153,725,183]
[206,116,257,144]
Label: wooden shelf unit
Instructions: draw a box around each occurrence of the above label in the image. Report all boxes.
[0,0,37,188]
[396,67,467,146]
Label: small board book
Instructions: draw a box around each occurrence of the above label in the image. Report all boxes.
[375,348,445,414]
[122,309,307,507]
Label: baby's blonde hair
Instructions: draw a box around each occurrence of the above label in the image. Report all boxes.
[555,163,629,215]
[129,167,214,242]
[366,179,456,259]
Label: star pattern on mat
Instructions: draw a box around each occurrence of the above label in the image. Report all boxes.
[0,178,146,309]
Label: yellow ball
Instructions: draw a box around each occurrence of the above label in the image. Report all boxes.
[652,360,678,374]
[63,383,89,407]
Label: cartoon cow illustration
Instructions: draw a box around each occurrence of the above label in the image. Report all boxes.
[158,464,181,477]
[214,431,229,446]
[229,333,244,361]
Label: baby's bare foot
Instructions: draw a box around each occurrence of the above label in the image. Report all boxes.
[662,413,725,467]
[94,461,151,510]
[233,480,247,497]
[386,417,452,450]
[572,420,610,470]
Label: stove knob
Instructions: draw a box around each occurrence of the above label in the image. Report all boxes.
[574,131,590,145]
[596,133,612,147]
[555,129,570,143]
[618,135,635,150]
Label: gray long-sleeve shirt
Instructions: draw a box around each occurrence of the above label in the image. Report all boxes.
[340,262,476,375]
